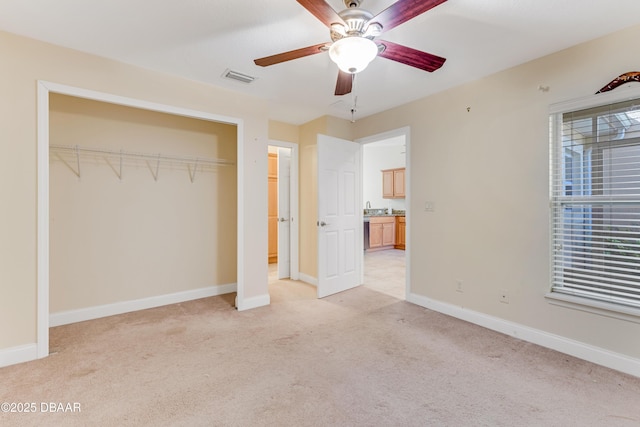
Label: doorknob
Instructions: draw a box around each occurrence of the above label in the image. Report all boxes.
[279,217,289,222]
[319,221,329,227]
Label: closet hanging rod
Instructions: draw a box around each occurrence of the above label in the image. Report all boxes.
[49,144,235,167]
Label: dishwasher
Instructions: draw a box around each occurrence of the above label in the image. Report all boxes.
[363,217,370,251]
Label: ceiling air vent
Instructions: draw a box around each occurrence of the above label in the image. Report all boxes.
[222,69,256,84]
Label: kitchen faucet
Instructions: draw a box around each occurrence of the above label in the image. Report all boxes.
[366,201,371,209]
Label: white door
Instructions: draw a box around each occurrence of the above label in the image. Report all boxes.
[317,134,362,298]
[277,147,291,279]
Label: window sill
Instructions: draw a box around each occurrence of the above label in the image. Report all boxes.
[545,292,640,324]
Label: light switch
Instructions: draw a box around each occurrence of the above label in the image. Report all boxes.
[425,201,435,212]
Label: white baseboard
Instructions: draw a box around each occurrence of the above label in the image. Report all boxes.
[0,343,38,368]
[50,283,237,327]
[236,293,270,311]
[298,273,317,287]
[407,292,640,378]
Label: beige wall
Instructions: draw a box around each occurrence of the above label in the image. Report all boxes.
[0,30,268,352]
[49,94,237,312]
[269,120,299,144]
[352,24,640,359]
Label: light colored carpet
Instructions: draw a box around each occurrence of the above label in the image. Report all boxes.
[1,261,639,426]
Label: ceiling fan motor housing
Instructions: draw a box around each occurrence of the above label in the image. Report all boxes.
[344,0,362,8]
[331,7,381,42]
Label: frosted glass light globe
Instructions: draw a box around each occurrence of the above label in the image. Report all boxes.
[329,37,378,74]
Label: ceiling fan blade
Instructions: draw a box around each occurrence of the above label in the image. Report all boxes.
[296,0,344,28]
[373,0,447,32]
[335,71,353,96]
[377,40,446,72]
[254,43,328,67]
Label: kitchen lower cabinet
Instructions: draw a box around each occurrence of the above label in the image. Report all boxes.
[369,216,395,250]
[395,216,406,250]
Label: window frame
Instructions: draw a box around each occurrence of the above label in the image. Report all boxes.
[547,85,640,321]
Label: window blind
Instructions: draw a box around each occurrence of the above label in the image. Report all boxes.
[551,98,640,309]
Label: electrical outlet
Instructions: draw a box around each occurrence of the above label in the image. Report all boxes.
[456,280,463,293]
[499,290,509,304]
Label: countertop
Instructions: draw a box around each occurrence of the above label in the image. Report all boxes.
[364,211,405,221]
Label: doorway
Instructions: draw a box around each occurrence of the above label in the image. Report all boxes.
[267,141,299,286]
[358,128,409,300]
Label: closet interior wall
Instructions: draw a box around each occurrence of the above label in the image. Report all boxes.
[49,94,237,315]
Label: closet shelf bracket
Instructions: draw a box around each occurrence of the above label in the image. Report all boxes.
[53,144,81,178]
[105,149,124,180]
[146,154,161,182]
[188,159,199,183]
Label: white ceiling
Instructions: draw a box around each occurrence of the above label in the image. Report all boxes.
[2,0,640,124]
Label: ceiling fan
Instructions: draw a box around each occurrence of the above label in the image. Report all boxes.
[254,0,448,96]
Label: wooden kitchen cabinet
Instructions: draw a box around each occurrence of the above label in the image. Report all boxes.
[382,221,395,246]
[395,216,406,250]
[382,170,394,198]
[268,153,278,264]
[370,222,383,248]
[369,216,395,250]
[382,168,405,198]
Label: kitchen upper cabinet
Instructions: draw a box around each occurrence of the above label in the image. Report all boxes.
[393,168,405,198]
[268,153,278,264]
[382,168,405,199]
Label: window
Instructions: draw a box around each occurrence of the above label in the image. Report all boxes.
[550,96,640,311]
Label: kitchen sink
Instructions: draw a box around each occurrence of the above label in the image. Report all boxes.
[363,208,388,216]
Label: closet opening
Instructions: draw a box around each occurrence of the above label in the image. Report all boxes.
[37,81,244,358]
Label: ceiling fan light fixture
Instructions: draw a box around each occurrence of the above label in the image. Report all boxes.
[328,36,378,74]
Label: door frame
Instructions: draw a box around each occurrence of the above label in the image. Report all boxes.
[268,140,300,280]
[356,126,410,299]
[36,81,245,359]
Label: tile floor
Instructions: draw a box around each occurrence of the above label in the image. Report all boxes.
[268,248,406,300]
[363,248,406,299]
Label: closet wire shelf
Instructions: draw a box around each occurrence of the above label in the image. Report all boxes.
[50,144,235,182]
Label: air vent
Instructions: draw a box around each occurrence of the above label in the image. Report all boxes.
[222,69,256,84]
